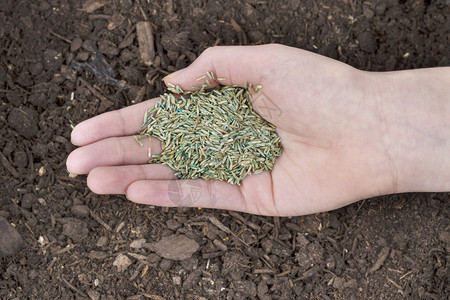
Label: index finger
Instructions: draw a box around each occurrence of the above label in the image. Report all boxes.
[71,98,158,146]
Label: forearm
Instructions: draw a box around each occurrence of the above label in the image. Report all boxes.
[370,67,450,193]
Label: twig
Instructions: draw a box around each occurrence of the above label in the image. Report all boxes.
[207,215,249,247]
[399,270,413,280]
[142,294,165,300]
[24,222,36,239]
[55,244,75,254]
[293,265,323,281]
[351,236,358,254]
[230,18,248,45]
[79,78,109,102]
[0,151,19,178]
[253,268,275,274]
[137,0,148,21]
[48,29,71,44]
[89,210,112,231]
[60,276,88,297]
[277,270,291,277]
[207,215,231,234]
[386,277,403,290]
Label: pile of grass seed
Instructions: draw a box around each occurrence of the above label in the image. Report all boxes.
[136,82,282,185]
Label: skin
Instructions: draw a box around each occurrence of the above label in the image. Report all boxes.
[66,44,450,216]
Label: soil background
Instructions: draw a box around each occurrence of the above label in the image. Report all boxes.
[1,0,449,299]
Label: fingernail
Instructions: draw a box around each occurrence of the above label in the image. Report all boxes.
[67,170,78,178]
[163,69,185,82]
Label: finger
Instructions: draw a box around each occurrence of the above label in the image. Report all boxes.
[87,165,176,194]
[163,44,282,91]
[66,135,161,174]
[126,179,247,211]
[71,98,159,146]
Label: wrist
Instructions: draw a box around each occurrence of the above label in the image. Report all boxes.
[369,67,450,193]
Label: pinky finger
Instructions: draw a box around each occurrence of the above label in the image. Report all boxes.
[126,179,245,211]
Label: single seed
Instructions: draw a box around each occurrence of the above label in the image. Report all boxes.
[134,135,144,147]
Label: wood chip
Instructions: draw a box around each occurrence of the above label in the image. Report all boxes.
[127,252,148,261]
[87,250,108,260]
[148,234,199,260]
[136,21,155,66]
[207,215,232,234]
[130,239,147,249]
[368,247,390,274]
[113,254,132,272]
[107,12,125,30]
[82,0,107,13]
[142,294,165,300]
[119,33,136,49]
[213,239,228,251]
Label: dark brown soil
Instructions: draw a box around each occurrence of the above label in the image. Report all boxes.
[1,0,449,299]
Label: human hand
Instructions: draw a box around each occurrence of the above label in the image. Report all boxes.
[66,44,450,216]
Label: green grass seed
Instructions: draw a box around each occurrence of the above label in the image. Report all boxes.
[138,77,282,185]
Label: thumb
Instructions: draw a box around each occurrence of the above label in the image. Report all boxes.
[163,44,278,90]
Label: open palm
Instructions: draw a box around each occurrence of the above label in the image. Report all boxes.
[67,44,395,216]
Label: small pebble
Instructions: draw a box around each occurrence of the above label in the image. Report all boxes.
[87,289,100,300]
[82,40,97,52]
[358,31,377,53]
[375,3,387,15]
[439,230,450,244]
[363,5,374,19]
[43,49,63,71]
[172,276,181,285]
[21,193,35,209]
[0,218,24,256]
[13,151,28,168]
[166,219,181,231]
[159,258,174,271]
[333,277,346,289]
[29,62,44,76]
[96,236,108,247]
[62,219,89,241]
[71,205,90,218]
[8,107,39,138]
[71,37,83,52]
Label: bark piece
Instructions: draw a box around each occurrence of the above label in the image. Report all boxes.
[136,21,155,66]
[149,234,199,260]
